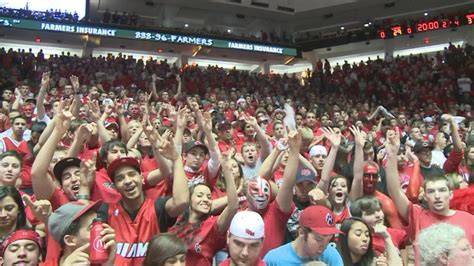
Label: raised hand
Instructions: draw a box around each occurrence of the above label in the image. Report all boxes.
[55,100,73,134]
[242,113,258,128]
[287,130,302,151]
[63,243,90,265]
[384,128,400,157]
[87,100,101,122]
[176,106,187,129]
[202,112,213,133]
[308,187,327,205]
[22,195,52,224]
[41,71,50,90]
[158,130,179,161]
[373,223,390,239]
[69,75,80,93]
[405,145,419,162]
[349,125,366,147]
[322,127,341,148]
[76,123,94,144]
[80,153,97,191]
[176,74,181,83]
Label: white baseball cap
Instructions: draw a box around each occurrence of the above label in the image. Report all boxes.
[309,145,328,158]
[229,211,264,239]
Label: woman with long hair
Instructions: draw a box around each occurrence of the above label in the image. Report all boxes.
[143,233,187,266]
[169,156,238,265]
[337,218,375,266]
[0,186,27,245]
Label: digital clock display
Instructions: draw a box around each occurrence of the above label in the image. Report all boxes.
[378,12,473,39]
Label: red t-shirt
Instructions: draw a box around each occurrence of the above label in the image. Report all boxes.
[184,161,218,188]
[407,203,474,265]
[91,169,121,204]
[49,186,71,210]
[99,197,175,266]
[16,140,33,189]
[169,216,226,266]
[260,200,294,257]
[219,258,267,266]
[372,227,407,256]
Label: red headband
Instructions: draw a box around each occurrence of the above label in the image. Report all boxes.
[1,230,41,255]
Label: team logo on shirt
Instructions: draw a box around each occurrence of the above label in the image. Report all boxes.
[116,242,149,258]
[326,213,334,226]
[194,242,202,253]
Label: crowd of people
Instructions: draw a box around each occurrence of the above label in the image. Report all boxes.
[0,41,472,266]
[0,6,80,23]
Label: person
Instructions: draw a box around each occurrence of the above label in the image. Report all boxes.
[219,211,266,266]
[337,217,375,265]
[418,223,473,266]
[263,205,343,265]
[1,229,43,266]
[168,155,238,265]
[241,130,300,256]
[350,196,407,257]
[385,127,474,265]
[0,186,27,245]
[350,125,404,229]
[98,133,189,265]
[143,233,187,266]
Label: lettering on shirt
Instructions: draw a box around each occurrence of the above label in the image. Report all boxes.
[116,242,149,258]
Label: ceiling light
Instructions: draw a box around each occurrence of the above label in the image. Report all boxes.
[340,26,345,30]
[424,12,428,16]
[227,29,231,33]
[364,23,369,27]
[185,23,189,28]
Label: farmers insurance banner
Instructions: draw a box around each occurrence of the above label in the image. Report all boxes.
[0,17,299,57]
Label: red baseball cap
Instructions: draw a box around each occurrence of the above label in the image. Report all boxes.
[299,206,342,235]
[107,157,141,180]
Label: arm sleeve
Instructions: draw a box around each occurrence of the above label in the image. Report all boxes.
[443,149,464,174]
[155,196,178,232]
[207,150,220,179]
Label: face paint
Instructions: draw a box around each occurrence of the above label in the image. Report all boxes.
[247,177,271,210]
[362,163,379,194]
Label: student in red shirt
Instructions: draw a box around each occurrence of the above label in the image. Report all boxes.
[98,133,189,265]
[169,156,238,265]
[241,130,300,257]
[385,128,474,265]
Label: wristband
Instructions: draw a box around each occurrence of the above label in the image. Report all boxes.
[77,194,90,200]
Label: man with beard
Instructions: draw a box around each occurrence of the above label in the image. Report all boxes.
[285,167,317,241]
[98,139,189,265]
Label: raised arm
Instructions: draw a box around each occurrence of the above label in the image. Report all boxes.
[374,223,403,265]
[257,145,284,179]
[405,147,423,203]
[201,111,221,179]
[216,156,238,234]
[276,130,300,213]
[36,72,50,121]
[244,114,272,160]
[31,101,72,200]
[164,134,190,218]
[115,100,129,142]
[67,123,93,158]
[349,125,365,201]
[317,127,341,193]
[385,128,410,221]
[142,126,172,186]
[69,75,81,118]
